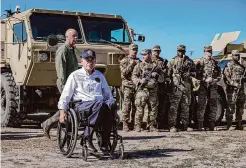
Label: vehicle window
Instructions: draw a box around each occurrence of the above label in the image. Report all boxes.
[13,22,27,43]
[81,16,131,45]
[30,13,83,43]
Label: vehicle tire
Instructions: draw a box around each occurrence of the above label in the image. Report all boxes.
[204,86,226,127]
[1,72,21,127]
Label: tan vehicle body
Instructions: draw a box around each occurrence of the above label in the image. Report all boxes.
[1,8,145,127]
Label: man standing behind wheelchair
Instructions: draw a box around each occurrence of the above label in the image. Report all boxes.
[58,49,118,153]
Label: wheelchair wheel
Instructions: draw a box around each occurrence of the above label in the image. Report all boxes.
[81,146,88,161]
[57,109,78,158]
[109,126,118,153]
[114,144,124,160]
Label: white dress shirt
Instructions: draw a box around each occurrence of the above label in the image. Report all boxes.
[58,67,115,110]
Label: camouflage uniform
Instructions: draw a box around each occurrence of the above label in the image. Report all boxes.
[168,45,196,131]
[223,50,245,130]
[195,46,221,131]
[41,42,78,138]
[119,44,140,131]
[151,45,170,128]
[132,49,162,132]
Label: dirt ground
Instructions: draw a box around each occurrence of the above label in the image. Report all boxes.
[1,121,246,168]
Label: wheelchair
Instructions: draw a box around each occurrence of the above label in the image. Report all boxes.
[56,100,124,161]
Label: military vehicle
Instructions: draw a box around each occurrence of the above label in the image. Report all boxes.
[191,31,246,126]
[1,6,145,127]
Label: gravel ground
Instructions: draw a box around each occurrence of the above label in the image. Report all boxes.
[1,124,246,168]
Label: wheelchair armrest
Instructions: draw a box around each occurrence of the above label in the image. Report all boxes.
[69,100,82,108]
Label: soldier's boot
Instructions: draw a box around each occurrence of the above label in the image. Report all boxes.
[197,121,204,131]
[184,125,193,132]
[41,111,59,139]
[135,124,142,132]
[146,122,157,132]
[227,121,234,131]
[236,121,244,130]
[123,121,130,132]
[147,125,156,132]
[169,127,177,133]
[208,122,215,131]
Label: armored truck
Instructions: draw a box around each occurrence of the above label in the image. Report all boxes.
[1,7,145,127]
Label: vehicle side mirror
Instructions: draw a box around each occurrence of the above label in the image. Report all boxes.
[137,35,145,42]
[47,35,59,47]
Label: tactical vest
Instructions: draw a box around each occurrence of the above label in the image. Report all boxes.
[227,62,245,82]
[203,59,220,79]
[172,56,193,80]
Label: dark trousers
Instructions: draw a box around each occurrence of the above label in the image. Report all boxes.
[75,100,116,146]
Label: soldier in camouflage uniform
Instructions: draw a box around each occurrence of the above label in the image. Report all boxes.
[168,45,196,132]
[195,46,221,131]
[223,50,245,130]
[132,49,164,132]
[151,45,170,129]
[119,44,141,131]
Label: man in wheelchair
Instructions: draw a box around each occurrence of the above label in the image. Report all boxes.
[58,49,119,153]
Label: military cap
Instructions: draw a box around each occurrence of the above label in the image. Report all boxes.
[152,45,161,51]
[81,49,96,59]
[231,50,240,55]
[177,45,186,51]
[140,49,151,55]
[204,45,213,52]
[129,43,138,50]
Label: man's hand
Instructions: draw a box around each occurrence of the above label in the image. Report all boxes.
[140,78,148,84]
[234,82,242,89]
[211,79,218,85]
[115,44,123,50]
[205,77,212,83]
[115,113,120,124]
[130,59,137,66]
[183,72,190,78]
[151,72,159,78]
[59,109,67,123]
[134,59,141,64]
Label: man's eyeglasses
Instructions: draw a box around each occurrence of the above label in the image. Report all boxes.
[85,57,95,62]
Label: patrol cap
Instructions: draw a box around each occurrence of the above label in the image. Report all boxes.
[129,44,138,50]
[81,49,96,59]
[152,45,161,51]
[204,45,213,52]
[231,50,240,55]
[140,49,151,55]
[177,45,186,51]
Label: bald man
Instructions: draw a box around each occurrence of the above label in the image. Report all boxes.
[41,28,79,139]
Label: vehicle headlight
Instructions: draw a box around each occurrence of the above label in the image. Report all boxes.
[39,53,48,61]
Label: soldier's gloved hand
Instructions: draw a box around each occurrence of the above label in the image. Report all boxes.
[130,59,137,66]
[115,44,123,50]
[134,59,141,64]
[178,84,185,92]
[205,77,212,83]
[183,72,190,78]
[140,78,148,84]
[234,82,242,89]
[151,72,159,78]
[211,79,218,85]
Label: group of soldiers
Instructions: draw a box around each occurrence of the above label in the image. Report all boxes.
[120,44,246,132]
